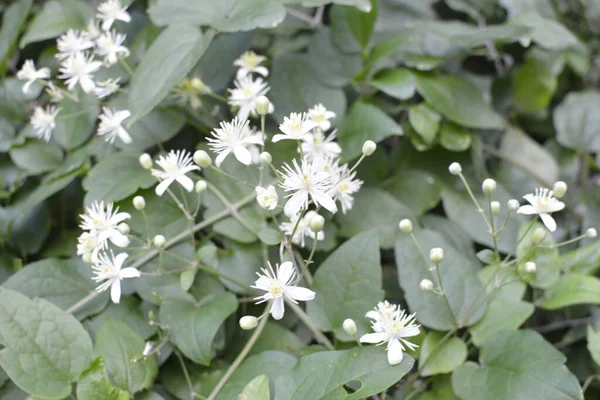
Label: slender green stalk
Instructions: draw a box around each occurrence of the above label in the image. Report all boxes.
[209,165,254,188]
[457,173,493,233]
[175,350,196,400]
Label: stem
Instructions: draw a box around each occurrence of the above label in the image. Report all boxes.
[209,165,254,188]
[166,187,194,221]
[538,234,587,249]
[119,57,134,76]
[285,299,334,350]
[434,261,459,327]
[457,173,493,233]
[175,350,196,400]
[487,193,500,259]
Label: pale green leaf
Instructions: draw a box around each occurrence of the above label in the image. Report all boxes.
[9,140,63,174]
[469,296,534,346]
[344,0,377,49]
[76,357,129,400]
[512,57,557,113]
[238,375,269,400]
[85,297,157,341]
[0,0,32,64]
[386,169,442,215]
[558,242,600,275]
[409,103,441,144]
[587,325,600,367]
[553,91,600,153]
[540,274,600,310]
[439,122,472,152]
[368,68,415,100]
[53,90,99,150]
[419,331,467,376]
[511,13,579,50]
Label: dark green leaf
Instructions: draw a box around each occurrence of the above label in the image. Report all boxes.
[53,90,99,150]
[553,91,600,153]
[408,103,441,144]
[76,357,129,400]
[344,0,377,50]
[439,122,472,152]
[9,140,63,174]
[368,69,416,100]
[0,0,32,65]
[512,58,557,113]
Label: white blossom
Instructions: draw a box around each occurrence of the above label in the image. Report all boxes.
[77,231,101,263]
[273,112,318,143]
[45,82,64,102]
[55,29,94,60]
[256,185,278,211]
[251,261,315,320]
[92,251,140,304]
[97,107,132,144]
[83,19,102,40]
[328,162,363,214]
[279,159,337,216]
[79,200,131,249]
[234,51,269,79]
[207,118,263,166]
[96,0,131,31]
[308,103,336,131]
[279,211,324,247]
[301,130,342,162]
[95,78,120,99]
[517,188,565,232]
[228,75,270,122]
[95,30,129,66]
[31,105,59,142]
[16,60,50,93]
[151,150,200,196]
[58,52,102,93]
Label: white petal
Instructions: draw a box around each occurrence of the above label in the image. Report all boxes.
[237,105,250,123]
[272,134,290,143]
[176,175,194,192]
[517,205,537,215]
[118,127,132,144]
[360,332,387,344]
[119,267,141,279]
[387,338,404,365]
[365,310,380,320]
[214,149,230,167]
[285,286,315,302]
[284,191,308,217]
[399,326,420,338]
[110,280,122,304]
[311,190,338,214]
[270,297,285,320]
[548,202,565,213]
[155,178,174,196]
[233,145,252,165]
[540,213,557,232]
[109,231,130,248]
[80,76,96,93]
[277,261,295,285]
[254,66,269,77]
[523,194,536,205]
[114,252,129,269]
[22,80,33,94]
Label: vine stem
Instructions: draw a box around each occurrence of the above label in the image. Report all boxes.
[206,304,270,400]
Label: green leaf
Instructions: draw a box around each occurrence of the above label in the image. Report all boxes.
[368,69,416,100]
[229,322,306,357]
[20,0,92,48]
[413,73,505,129]
[129,25,214,122]
[148,0,286,32]
[160,292,238,365]
[452,329,583,400]
[540,274,600,310]
[0,78,41,125]
[76,357,129,400]
[419,331,467,376]
[511,13,579,50]
[9,140,63,174]
[2,257,108,320]
[85,297,157,341]
[0,0,32,65]
[180,269,197,292]
[273,347,414,400]
[0,288,93,400]
[307,231,383,339]
[257,226,283,246]
[82,152,156,204]
[553,91,600,153]
[469,296,534,346]
[53,90,100,150]
[451,24,530,47]
[337,101,402,162]
[408,103,441,144]
[439,122,472,152]
[558,242,600,275]
[587,325,600,367]
[344,0,377,49]
[513,57,558,113]
[386,169,442,215]
[395,229,485,330]
[516,221,560,288]
[238,375,269,400]
[95,318,158,394]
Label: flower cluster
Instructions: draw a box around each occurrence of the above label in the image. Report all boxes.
[16,0,132,143]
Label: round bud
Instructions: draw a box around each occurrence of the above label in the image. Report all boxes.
[239,316,258,330]
[525,261,537,273]
[362,140,377,156]
[507,199,520,211]
[429,247,444,263]
[309,214,325,233]
[82,253,93,264]
[195,180,207,193]
[420,279,434,291]
[133,196,146,210]
[532,227,547,244]
[342,318,357,336]
[448,162,462,176]
[117,223,130,235]
[260,152,272,166]
[256,96,271,116]
[552,181,567,199]
[153,235,166,249]
[482,179,497,195]
[399,219,413,233]
[490,201,501,215]
[193,150,212,167]
[139,153,152,170]
[587,228,597,239]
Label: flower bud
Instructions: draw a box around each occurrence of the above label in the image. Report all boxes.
[239,316,258,330]
[342,318,357,336]
[587,228,597,239]
[133,196,146,210]
[195,180,207,193]
[309,214,325,233]
[482,179,496,195]
[399,219,413,233]
[117,223,130,235]
[490,201,500,215]
[429,247,444,263]
[420,279,434,291]
[532,227,547,244]
[193,150,212,167]
[362,140,376,156]
[139,153,152,170]
[260,151,272,166]
[507,199,520,211]
[142,341,154,356]
[256,96,271,116]
[552,181,567,199]
[448,162,462,176]
[525,261,536,273]
[153,235,166,249]
[82,253,93,264]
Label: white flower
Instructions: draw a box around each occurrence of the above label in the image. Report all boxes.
[31,105,59,142]
[360,303,420,365]
[92,251,140,304]
[77,231,101,263]
[251,261,315,320]
[83,19,102,40]
[301,130,342,162]
[308,103,336,131]
[55,29,94,60]
[96,0,131,31]
[58,52,102,93]
[95,30,129,66]
[280,211,324,247]
[273,112,318,143]
[280,159,337,216]
[97,107,132,144]
[80,200,131,248]
[517,188,565,232]
[256,185,278,211]
[329,162,363,214]
[233,51,269,79]
[228,75,270,122]
[207,118,263,166]
[151,150,200,196]
[16,60,50,93]
[45,82,64,102]
[95,78,120,99]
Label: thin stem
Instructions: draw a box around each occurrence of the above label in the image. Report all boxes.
[538,234,587,249]
[175,350,196,400]
[285,299,334,350]
[457,173,493,233]
[259,115,266,186]
[205,90,228,103]
[582,375,600,394]
[119,57,134,76]
[209,165,254,188]
[434,261,459,327]
[487,193,500,259]
[409,233,431,271]
[166,187,194,221]
[533,317,591,334]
